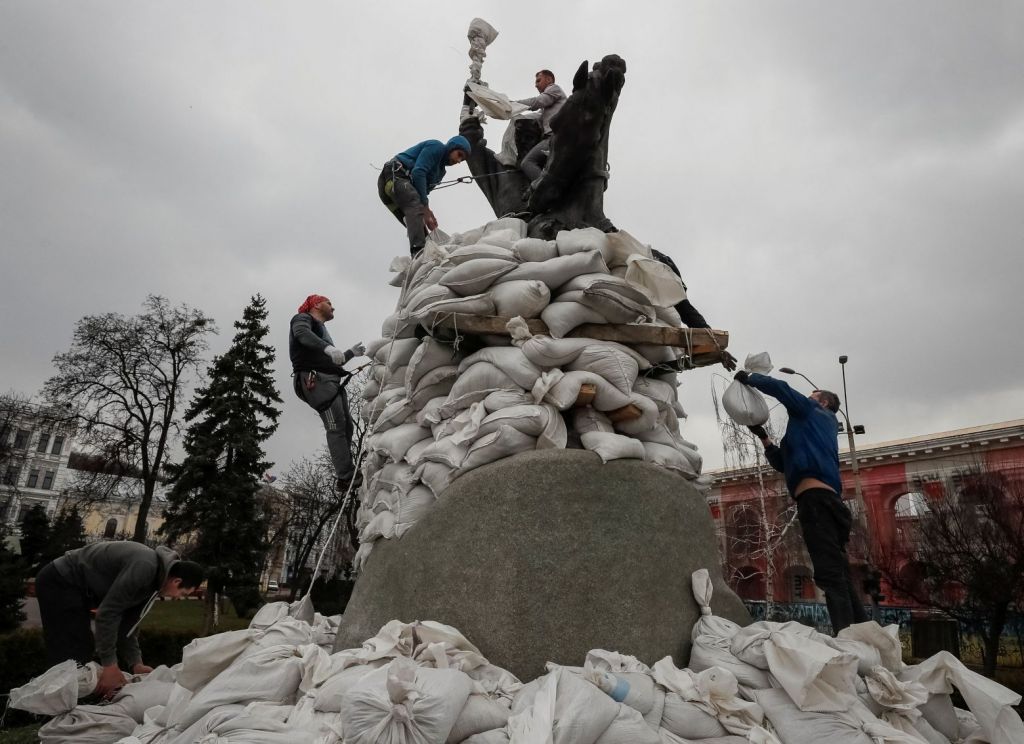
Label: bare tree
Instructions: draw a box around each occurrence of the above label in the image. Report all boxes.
[43,296,215,542]
[280,448,343,600]
[878,466,1024,677]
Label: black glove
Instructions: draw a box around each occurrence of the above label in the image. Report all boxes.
[734,370,750,384]
[748,424,768,440]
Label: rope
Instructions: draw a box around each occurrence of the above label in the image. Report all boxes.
[431,170,518,190]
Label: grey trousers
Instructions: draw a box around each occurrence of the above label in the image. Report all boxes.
[377,161,427,255]
[520,137,551,182]
[295,372,356,482]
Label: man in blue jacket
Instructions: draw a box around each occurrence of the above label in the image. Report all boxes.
[377,136,472,255]
[734,370,869,633]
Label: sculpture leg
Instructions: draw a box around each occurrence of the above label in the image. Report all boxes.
[520,137,551,182]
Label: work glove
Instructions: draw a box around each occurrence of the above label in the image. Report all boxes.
[719,351,738,372]
[349,341,366,358]
[748,424,769,440]
[324,345,348,365]
[733,370,751,385]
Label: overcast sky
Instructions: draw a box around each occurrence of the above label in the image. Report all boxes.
[2,1,1021,476]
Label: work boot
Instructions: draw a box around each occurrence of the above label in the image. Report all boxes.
[336,472,363,492]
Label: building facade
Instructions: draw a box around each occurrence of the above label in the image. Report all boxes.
[708,419,1024,607]
[0,400,75,525]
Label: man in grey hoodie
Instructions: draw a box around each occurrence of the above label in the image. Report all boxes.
[35,541,204,697]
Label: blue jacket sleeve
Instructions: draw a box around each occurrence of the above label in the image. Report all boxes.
[410,143,446,205]
[745,373,816,418]
[764,443,785,473]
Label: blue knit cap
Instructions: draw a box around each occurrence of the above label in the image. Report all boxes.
[446,135,472,156]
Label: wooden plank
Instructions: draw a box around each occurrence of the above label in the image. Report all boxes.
[425,313,729,355]
[607,403,643,423]
[574,383,597,407]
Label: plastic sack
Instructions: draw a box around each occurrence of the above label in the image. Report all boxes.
[466,81,529,120]
[488,280,551,318]
[440,258,517,296]
[624,254,687,307]
[581,431,646,463]
[9,659,104,715]
[722,352,773,426]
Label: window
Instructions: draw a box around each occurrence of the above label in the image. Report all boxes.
[104,518,118,539]
[41,470,56,490]
[36,432,51,453]
[894,491,930,519]
[51,435,65,455]
[13,429,30,449]
[2,467,19,486]
[26,469,39,488]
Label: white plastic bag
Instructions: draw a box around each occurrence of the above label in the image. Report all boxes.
[722,352,773,426]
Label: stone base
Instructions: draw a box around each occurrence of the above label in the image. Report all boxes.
[335,449,749,681]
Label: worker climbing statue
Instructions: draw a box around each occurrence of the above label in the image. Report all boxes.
[458,23,626,240]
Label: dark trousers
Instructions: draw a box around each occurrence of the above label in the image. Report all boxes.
[520,136,551,182]
[377,161,427,255]
[36,562,95,667]
[294,372,356,483]
[797,488,869,634]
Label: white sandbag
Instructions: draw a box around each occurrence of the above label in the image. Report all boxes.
[287,694,343,740]
[603,229,652,268]
[510,667,620,744]
[360,510,396,542]
[340,658,474,744]
[482,389,535,411]
[39,703,139,744]
[415,461,452,497]
[365,338,390,358]
[416,396,448,427]
[465,81,528,120]
[519,335,651,371]
[439,362,522,417]
[612,394,660,434]
[633,426,703,473]
[242,618,315,659]
[421,436,470,469]
[371,397,415,433]
[360,379,381,400]
[459,425,537,473]
[434,401,489,443]
[411,292,497,322]
[688,570,773,689]
[446,244,516,265]
[574,407,614,434]
[581,431,646,462]
[367,423,433,461]
[624,254,686,307]
[730,621,833,670]
[8,659,105,715]
[441,258,517,296]
[409,377,457,409]
[403,283,456,314]
[587,669,657,716]
[722,380,769,426]
[447,695,512,743]
[762,630,859,712]
[474,404,567,449]
[392,485,436,536]
[498,249,609,291]
[313,663,383,713]
[901,650,1024,744]
[593,705,661,744]
[193,712,299,743]
[406,338,461,392]
[404,436,435,466]
[175,628,258,691]
[382,312,418,340]
[540,300,607,338]
[543,370,632,412]
[567,345,639,395]
[755,687,875,744]
[660,694,730,739]
[837,622,904,674]
[556,226,610,257]
[632,376,677,412]
[374,338,422,371]
[113,679,177,723]
[513,237,558,263]
[459,347,543,390]
[483,217,527,240]
[488,279,551,318]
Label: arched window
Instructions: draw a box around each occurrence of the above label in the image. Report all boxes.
[104,518,118,539]
[894,492,930,519]
[732,566,765,600]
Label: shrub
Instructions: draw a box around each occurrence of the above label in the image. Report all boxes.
[310,576,355,617]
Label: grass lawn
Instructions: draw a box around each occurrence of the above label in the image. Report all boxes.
[0,725,41,744]
[138,597,250,634]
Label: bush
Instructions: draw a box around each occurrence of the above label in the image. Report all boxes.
[229,585,264,619]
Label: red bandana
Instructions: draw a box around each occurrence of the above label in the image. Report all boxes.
[298,294,329,314]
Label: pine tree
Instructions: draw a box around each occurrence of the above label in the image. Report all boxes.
[45,506,86,562]
[161,295,282,628]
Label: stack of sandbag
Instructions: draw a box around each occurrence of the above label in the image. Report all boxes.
[356,218,709,567]
[686,569,1024,744]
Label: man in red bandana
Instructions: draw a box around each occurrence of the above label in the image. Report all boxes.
[290,294,366,490]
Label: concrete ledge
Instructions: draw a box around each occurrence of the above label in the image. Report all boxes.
[335,449,750,680]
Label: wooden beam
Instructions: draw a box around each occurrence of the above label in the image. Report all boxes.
[574,383,597,407]
[425,313,728,357]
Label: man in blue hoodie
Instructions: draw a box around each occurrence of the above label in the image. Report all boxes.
[734,370,869,633]
[377,136,472,255]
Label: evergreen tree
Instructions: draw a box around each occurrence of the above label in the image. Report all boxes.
[19,503,50,571]
[45,506,86,562]
[161,295,282,627]
[0,524,27,632]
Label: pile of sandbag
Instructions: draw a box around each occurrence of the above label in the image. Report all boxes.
[356,218,709,566]
[11,572,1024,743]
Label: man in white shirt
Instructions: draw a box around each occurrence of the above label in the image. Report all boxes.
[517,69,566,182]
